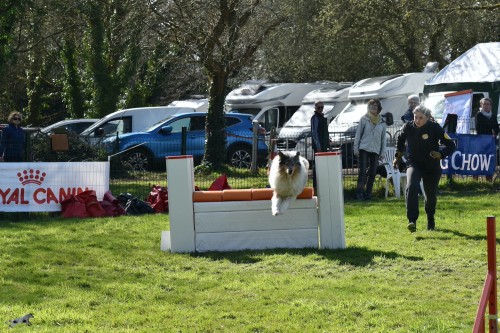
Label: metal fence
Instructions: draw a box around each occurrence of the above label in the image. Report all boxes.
[17,125,500,202]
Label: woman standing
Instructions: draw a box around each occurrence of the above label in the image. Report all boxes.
[394,105,455,232]
[0,112,25,162]
[353,99,387,200]
[475,97,499,137]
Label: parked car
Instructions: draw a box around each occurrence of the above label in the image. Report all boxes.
[41,119,99,135]
[81,99,208,145]
[103,112,268,170]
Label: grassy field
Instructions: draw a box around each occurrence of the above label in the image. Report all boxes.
[1,187,499,332]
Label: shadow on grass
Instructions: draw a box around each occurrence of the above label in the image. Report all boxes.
[434,227,500,244]
[194,246,423,267]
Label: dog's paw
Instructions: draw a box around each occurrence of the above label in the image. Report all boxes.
[272,209,280,216]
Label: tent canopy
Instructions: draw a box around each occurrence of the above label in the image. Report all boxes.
[426,42,500,85]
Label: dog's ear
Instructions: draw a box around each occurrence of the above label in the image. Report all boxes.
[295,151,300,157]
[278,151,285,159]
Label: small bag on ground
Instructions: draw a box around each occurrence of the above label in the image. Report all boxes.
[118,193,155,215]
[147,185,169,213]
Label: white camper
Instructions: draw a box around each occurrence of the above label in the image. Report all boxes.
[81,98,208,144]
[328,73,435,144]
[225,80,346,132]
[277,85,351,149]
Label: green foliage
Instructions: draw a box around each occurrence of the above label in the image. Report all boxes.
[1,192,499,331]
[61,38,85,119]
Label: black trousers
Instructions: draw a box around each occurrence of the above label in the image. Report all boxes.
[405,165,442,223]
[356,149,379,196]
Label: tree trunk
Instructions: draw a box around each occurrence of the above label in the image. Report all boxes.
[204,71,227,169]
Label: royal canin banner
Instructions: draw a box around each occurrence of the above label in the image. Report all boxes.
[441,134,497,176]
[0,162,109,212]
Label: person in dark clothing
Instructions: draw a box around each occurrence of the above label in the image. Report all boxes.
[475,97,499,137]
[474,97,499,181]
[0,112,25,162]
[311,101,329,190]
[401,95,420,123]
[393,105,455,232]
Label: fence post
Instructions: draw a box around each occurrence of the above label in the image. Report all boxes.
[487,216,497,333]
[181,127,187,155]
[251,120,258,173]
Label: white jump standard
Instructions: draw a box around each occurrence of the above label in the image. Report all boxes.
[162,152,345,253]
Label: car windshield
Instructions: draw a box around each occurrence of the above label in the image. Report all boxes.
[285,104,334,127]
[333,102,367,125]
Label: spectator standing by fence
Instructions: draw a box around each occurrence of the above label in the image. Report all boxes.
[311,101,329,191]
[353,99,387,200]
[475,97,499,181]
[0,112,25,162]
[475,97,499,139]
[401,95,420,123]
[394,105,455,232]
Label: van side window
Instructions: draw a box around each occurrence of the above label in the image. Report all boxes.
[189,116,205,131]
[122,117,132,133]
[169,118,191,132]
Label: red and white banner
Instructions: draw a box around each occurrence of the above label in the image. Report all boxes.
[0,162,109,212]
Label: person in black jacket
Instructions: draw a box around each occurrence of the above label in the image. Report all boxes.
[0,111,25,162]
[311,101,329,190]
[393,105,456,232]
[401,95,420,123]
[474,98,498,181]
[475,97,499,137]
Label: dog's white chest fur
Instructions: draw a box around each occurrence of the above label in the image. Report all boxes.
[268,151,309,216]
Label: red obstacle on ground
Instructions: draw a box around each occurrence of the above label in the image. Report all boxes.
[473,216,498,333]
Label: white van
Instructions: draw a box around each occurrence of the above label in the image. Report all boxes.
[81,99,208,144]
[277,85,351,152]
[225,80,346,133]
[328,73,435,145]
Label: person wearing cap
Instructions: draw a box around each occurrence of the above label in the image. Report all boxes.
[401,95,420,123]
[393,105,455,232]
[0,111,25,162]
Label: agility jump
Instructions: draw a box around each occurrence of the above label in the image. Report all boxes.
[161,152,345,253]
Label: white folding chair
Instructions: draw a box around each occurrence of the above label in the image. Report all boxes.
[379,147,402,198]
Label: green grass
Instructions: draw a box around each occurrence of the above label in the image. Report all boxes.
[1,190,499,332]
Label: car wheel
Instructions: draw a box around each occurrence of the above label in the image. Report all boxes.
[121,148,152,171]
[228,145,252,168]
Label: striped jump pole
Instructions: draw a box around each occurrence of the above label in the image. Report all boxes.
[473,216,498,333]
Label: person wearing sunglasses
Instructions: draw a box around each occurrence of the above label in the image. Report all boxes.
[0,112,25,162]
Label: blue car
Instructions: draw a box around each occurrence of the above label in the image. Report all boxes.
[103,112,268,170]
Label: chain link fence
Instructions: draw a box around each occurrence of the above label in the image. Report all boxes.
[13,124,500,203]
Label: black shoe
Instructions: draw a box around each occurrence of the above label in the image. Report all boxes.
[407,222,416,233]
[427,216,435,231]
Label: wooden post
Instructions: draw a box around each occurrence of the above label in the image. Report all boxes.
[163,155,196,253]
[315,151,346,249]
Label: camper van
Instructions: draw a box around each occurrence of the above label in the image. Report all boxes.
[81,99,208,144]
[328,73,435,144]
[225,81,346,133]
[291,73,434,163]
[276,85,351,157]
